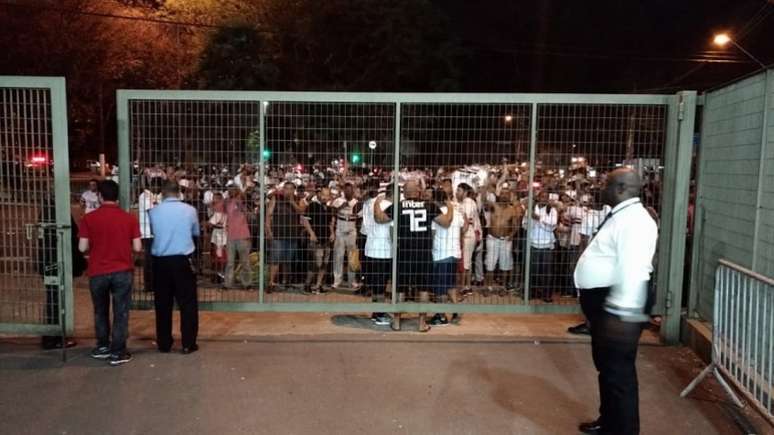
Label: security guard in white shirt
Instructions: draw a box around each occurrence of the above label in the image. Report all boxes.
[574,168,658,435]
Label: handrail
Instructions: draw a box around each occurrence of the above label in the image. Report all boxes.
[718,259,774,287]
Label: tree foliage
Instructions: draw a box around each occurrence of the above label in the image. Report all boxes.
[0,0,463,158]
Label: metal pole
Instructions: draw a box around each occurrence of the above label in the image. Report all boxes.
[523,103,538,304]
[731,40,767,69]
[391,103,401,307]
[662,91,697,344]
[50,77,73,337]
[57,229,66,363]
[751,69,770,272]
[117,91,131,209]
[258,101,266,304]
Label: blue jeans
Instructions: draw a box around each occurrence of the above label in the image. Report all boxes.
[432,257,457,299]
[89,271,133,353]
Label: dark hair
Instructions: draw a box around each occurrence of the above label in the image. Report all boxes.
[458,183,473,194]
[432,188,447,203]
[98,180,119,201]
[162,181,180,196]
[384,183,394,197]
[89,178,99,184]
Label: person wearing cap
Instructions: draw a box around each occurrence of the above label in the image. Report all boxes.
[149,181,200,354]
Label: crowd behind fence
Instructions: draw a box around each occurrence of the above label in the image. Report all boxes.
[121,97,668,311]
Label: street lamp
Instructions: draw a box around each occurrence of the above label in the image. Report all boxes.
[713,32,766,68]
[368,141,376,169]
[504,114,513,123]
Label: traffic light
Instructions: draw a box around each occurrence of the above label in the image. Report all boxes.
[351,152,361,164]
[262,148,272,160]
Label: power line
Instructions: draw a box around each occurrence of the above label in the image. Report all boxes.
[639,1,772,92]
[465,44,753,64]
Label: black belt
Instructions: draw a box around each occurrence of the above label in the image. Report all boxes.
[338,217,357,222]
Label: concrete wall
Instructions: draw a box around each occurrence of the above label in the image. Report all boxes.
[692,69,774,321]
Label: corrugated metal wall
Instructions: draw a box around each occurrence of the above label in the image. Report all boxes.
[692,69,774,320]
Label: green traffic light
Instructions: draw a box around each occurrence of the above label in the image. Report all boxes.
[351,153,361,164]
[262,149,272,160]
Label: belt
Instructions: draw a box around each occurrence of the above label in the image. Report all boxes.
[489,234,509,240]
[338,217,357,222]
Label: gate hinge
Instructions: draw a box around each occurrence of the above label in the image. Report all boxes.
[665,290,673,309]
[678,98,686,121]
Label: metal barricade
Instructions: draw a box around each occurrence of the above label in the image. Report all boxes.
[681,259,774,424]
[0,76,73,338]
[118,91,687,317]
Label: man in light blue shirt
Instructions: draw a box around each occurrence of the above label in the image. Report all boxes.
[150,190,200,257]
[149,182,201,354]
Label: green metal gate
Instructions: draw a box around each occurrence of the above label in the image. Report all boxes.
[0,76,73,336]
[117,90,695,342]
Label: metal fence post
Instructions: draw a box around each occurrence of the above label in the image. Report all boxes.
[117,91,130,209]
[523,103,538,304]
[391,102,401,307]
[661,91,697,344]
[751,69,771,273]
[50,77,73,336]
[258,100,266,303]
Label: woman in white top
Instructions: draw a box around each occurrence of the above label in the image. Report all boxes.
[207,192,228,282]
[429,189,464,326]
[455,183,480,294]
[138,181,160,292]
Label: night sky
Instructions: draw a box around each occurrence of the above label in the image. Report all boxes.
[443,0,773,93]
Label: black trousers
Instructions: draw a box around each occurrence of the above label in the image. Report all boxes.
[580,287,643,435]
[142,239,154,292]
[152,255,198,350]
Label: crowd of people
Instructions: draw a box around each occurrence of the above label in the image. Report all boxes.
[74,162,660,434]
[127,157,662,329]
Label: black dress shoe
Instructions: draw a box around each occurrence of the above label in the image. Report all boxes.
[181,344,199,355]
[578,419,603,434]
[567,322,591,335]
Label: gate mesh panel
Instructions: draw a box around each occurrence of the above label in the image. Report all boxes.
[0,87,57,324]
[126,96,668,311]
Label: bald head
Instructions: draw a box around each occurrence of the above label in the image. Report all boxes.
[404,180,420,199]
[602,168,642,207]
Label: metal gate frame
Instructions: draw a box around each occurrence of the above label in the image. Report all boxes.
[117,90,696,343]
[0,76,73,336]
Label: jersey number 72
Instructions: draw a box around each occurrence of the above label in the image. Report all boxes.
[402,209,427,232]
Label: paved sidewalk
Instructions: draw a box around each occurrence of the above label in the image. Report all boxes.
[0,337,763,435]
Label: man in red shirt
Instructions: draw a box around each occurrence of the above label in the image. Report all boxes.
[78,180,142,366]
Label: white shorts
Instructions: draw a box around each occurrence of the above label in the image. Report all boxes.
[462,234,476,270]
[485,235,513,272]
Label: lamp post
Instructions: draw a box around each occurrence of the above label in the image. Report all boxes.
[368,140,377,170]
[713,33,766,68]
